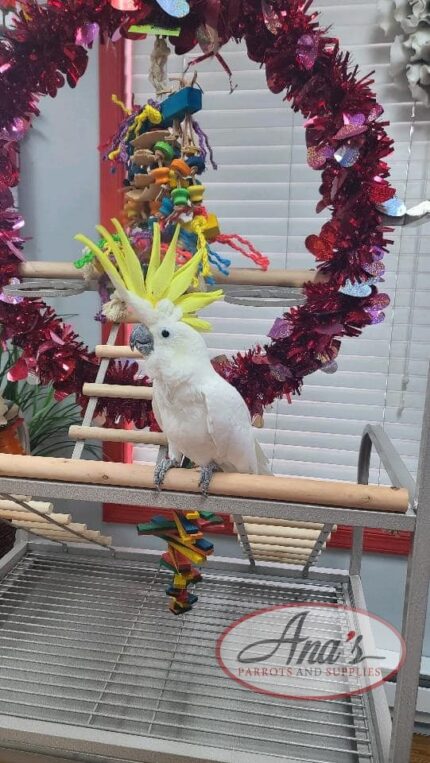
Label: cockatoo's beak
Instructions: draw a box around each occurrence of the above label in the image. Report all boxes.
[129,324,154,357]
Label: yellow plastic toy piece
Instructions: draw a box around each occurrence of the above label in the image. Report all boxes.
[75,220,223,333]
[173,573,187,589]
[172,511,191,543]
[203,213,220,242]
[166,538,206,565]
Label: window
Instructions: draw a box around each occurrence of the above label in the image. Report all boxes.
[130,0,430,492]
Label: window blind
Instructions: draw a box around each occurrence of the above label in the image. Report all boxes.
[131,0,430,485]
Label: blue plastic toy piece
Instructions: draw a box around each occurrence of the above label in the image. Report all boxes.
[161,87,202,126]
[195,538,214,552]
[159,196,174,217]
[186,156,206,174]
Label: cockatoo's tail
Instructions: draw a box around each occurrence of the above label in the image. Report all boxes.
[75,220,224,332]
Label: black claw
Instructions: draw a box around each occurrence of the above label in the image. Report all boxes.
[199,461,220,495]
[154,457,180,489]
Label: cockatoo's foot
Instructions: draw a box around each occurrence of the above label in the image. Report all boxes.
[154,457,180,490]
[199,461,221,495]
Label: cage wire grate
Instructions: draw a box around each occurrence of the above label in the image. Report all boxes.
[0,552,376,762]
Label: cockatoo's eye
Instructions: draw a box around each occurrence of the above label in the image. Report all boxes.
[161,329,170,338]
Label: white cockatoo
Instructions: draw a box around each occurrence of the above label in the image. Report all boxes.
[76,220,270,492]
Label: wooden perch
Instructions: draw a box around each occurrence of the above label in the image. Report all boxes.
[0,494,112,546]
[243,523,322,540]
[243,516,324,530]
[82,383,153,400]
[95,345,142,359]
[69,425,166,445]
[19,262,82,280]
[253,552,312,563]
[253,547,312,558]
[0,498,53,514]
[250,541,318,555]
[247,535,317,549]
[18,261,324,288]
[1,512,71,524]
[0,454,409,513]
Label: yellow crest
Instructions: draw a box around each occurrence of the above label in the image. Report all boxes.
[75,220,223,332]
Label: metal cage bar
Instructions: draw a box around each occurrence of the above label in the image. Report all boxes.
[389,365,430,762]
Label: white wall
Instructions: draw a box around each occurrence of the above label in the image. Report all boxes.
[17,48,105,536]
[19,47,100,349]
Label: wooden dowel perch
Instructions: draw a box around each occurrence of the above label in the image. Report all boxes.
[19,262,82,280]
[18,261,324,288]
[82,383,153,400]
[252,548,312,558]
[96,345,142,360]
[69,425,167,446]
[242,517,324,529]
[253,553,311,563]
[0,494,112,546]
[0,512,71,524]
[250,542,316,555]
[247,535,317,549]
[243,523,322,540]
[0,498,53,514]
[0,454,409,513]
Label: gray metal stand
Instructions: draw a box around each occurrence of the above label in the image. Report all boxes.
[0,369,428,761]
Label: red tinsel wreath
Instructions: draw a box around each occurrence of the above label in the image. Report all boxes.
[0,0,394,426]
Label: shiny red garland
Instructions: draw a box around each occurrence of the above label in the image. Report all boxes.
[0,0,394,424]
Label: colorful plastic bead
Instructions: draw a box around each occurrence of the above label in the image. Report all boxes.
[186,156,205,175]
[159,196,174,216]
[203,213,220,241]
[171,188,190,207]
[188,185,205,203]
[153,140,175,162]
[160,87,203,126]
[170,158,192,177]
[150,167,171,185]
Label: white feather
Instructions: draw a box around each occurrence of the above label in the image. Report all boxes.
[141,318,271,475]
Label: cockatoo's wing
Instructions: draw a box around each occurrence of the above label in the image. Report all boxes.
[152,386,183,462]
[201,375,270,474]
[151,391,164,432]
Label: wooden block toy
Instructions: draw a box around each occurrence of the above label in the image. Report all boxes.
[152,515,177,528]
[196,510,224,529]
[171,512,203,542]
[160,557,177,573]
[167,538,206,565]
[160,87,202,126]
[185,569,202,585]
[169,599,192,615]
[177,514,201,535]
[134,173,156,189]
[171,511,193,542]
[173,573,187,589]
[203,213,220,241]
[163,548,193,571]
[198,510,218,520]
[137,517,176,535]
[131,129,175,150]
[165,567,202,596]
[137,507,221,614]
[195,538,214,553]
[160,552,190,574]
